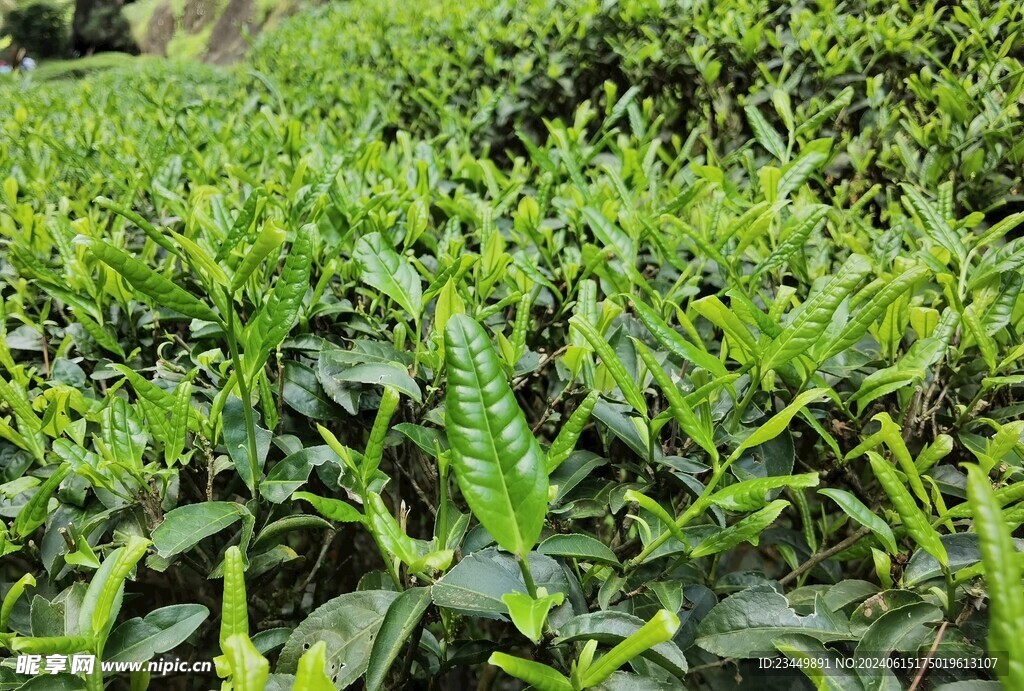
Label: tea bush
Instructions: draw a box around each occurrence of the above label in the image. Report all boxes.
[1,1,1023,690]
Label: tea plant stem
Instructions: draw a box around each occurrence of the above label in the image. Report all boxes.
[908,621,948,691]
[436,458,450,548]
[732,369,760,425]
[517,554,539,598]
[224,292,261,500]
[372,533,403,590]
[942,565,957,620]
[778,526,872,586]
[953,388,986,428]
[626,466,727,570]
[399,622,425,686]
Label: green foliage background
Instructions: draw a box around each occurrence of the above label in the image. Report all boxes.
[1,1,1023,690]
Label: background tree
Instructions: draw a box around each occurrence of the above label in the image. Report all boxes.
[72,0,138,55]
[1,1,69,59]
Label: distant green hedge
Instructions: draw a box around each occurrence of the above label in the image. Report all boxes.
[252,0,1024,214]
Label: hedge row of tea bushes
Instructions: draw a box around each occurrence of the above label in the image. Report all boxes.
[253,0,1024,212]
[1,1,1023,690]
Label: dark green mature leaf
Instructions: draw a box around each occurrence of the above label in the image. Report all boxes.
[365,587,432,691]
[773,634,863,691]
[277,590,399,686]
[151,502,247,559]
[696,585,851,657]
[444,315,547,556]
[745,104,787,160]
[282,361,336,420]
[538,534,620,566]
[261,446,339,503]
[104,604,209,663]
[854,602,941,690]
[321,362,422,402]
[431,548,571,618]
[819,489,898,555]
[223,397,272,494]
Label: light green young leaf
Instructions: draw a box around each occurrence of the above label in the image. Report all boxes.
[13,465,70,539]
[624,489,688,547]
[761,255,871,373]
[363,387,401,484]
[78,236,219,322]
[579,609,681,688]
[214,190,266,262]
[220,546,248,650]
[631,297,729,378]
[777,145,829,199]
[582,206,635,260]
[690,500,790,558]
[569,316,648,417]
[867,452,946,566]
[444,315,548,557]
[547,391,599,473]
[489,652,573,691]
[966,464,1024,688]
[752,205,830,279]
[219,633,269,691]
[165,376,192,466]
[230,219,286,292]
[354,231,423,318]
[726,389,829,465]
[817,265,930,362]
[692,296,758,360]
[795,86,854,137]
[293,641,336,691]
[553,610,689,680]
[365,492,420,566]
[901,185,967,267]
[294,492,365,523]
[502,588,564,643]
[1,573,35,632]
[80,535,150,642]
[633,338,717,462]
[710,473,820,512]
[819,488,897,554]
[244,224,314,378]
